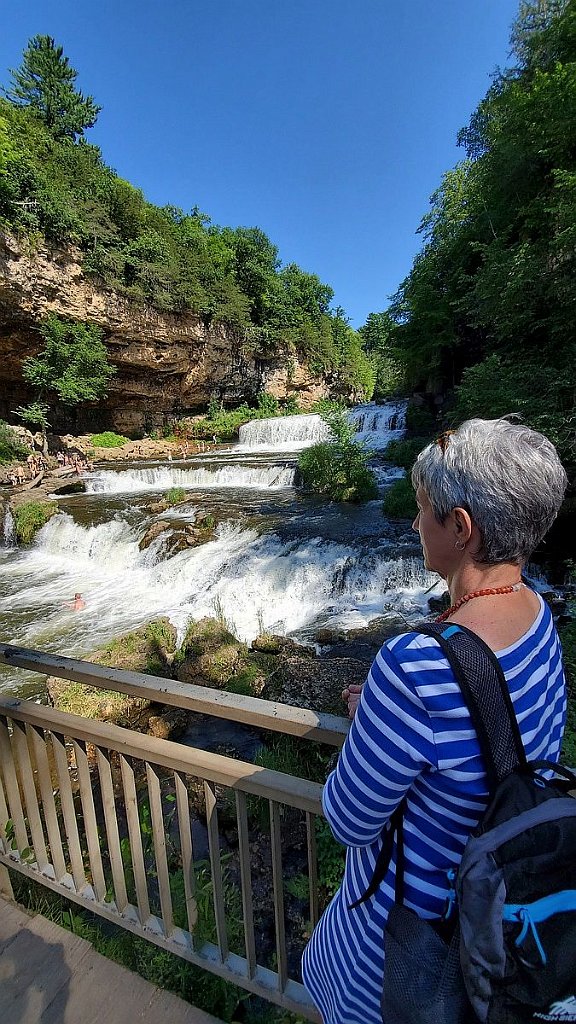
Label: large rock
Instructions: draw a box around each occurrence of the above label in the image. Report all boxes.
[265,654,368,716]
[176,617,271,695]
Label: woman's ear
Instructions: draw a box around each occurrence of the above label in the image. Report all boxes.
[453,507,473,544]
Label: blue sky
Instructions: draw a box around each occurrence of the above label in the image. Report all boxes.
[1,1,520,327]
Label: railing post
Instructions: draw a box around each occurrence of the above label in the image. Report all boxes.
[0,863,14,900]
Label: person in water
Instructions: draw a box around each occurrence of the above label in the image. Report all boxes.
[302,417,568,1024]
[64,593,86,611]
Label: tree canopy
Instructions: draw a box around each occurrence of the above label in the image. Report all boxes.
[5,35,100,141]
[21,314,115,406]
[360,0,576,461]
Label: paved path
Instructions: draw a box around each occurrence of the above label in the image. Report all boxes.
[0,898,223,1024]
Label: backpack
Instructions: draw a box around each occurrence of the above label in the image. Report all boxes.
[351,621,576,1024]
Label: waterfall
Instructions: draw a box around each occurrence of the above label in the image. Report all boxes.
[347,402,407,447]
[238,414,332,451]
[85,462,297,495]
[1,506,16,549]
[237,401,408,451]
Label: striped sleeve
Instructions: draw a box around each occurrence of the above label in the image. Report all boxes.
[322,637,438,848]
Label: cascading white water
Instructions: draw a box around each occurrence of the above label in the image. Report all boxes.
[1,506,16,549]
[237,414,332,451]
[0,514,441,685]
[85,462,296,495]
[237,401,408,451]
[1,399,441,695]
[347,402,407,447]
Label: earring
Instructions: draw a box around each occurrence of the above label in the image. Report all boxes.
[455,540,466,550]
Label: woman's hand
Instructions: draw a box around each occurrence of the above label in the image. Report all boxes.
[342,682,363,719]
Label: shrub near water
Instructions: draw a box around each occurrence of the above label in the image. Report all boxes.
[381,476,417,520]
[298,408,378,502]
[90,431,129,448]
[0,420,29,464]
[13,501,57,543]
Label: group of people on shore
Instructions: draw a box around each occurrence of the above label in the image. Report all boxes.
[6,451,48,486]
[55,450,94,474]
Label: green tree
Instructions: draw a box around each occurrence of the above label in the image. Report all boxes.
[21,315,115,406]
[5,35,100,140]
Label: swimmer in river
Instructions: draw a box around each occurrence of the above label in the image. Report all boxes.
[64,593,86,611]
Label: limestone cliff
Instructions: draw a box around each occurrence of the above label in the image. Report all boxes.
[0,232,329,434]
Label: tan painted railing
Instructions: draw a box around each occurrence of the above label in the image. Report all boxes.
[0,644,350,1021]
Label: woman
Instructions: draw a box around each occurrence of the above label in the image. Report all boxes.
[302,418,568,1024]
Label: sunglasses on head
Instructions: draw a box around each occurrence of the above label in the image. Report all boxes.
[436,429,455,454]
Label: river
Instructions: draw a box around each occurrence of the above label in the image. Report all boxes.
[0,402,449,698]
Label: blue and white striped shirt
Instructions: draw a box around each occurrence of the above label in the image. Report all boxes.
[302,595,566,1024]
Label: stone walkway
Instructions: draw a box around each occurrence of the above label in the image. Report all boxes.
[0,898,223,1024]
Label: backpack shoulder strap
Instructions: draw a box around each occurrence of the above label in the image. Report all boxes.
[419,622,527,788]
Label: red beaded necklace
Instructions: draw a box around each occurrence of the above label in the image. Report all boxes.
[436,581,523,623]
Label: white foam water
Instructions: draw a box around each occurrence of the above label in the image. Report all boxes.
[85,462,296,495]
[236,401,407,452]
[0,514,440,683]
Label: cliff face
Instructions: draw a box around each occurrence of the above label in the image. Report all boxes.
[0,233,329,434]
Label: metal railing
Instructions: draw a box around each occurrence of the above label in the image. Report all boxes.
[0,644,350,1021]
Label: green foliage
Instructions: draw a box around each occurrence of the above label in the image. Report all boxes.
[449,353,576,462]
[254,735,331,784]
[375,2,576,462]
[315,818,346,899]
[90,431,129,447]
[14,401,50,431]
[405,403,437,436]
[13,500,57,543]
[384,437,429,472]
[256,390,279,417]
[559,618,576,766]
[165,486,186,505]
[23,314,115,406]
[5,35,100,141]
[0,71,368,390]
[381,476,417,520]
[298,409,378,502]
[0,419,29,463]
[359,311,406,399]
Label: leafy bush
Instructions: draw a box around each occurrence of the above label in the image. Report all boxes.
[0,419,28,464]
[381,476,417,520]
[165,487,186,505]
[298,409,377,502]
[405,403,437,436]
[384,437,429,471]
[90,431,129,448]
[13,500,57,543]
[298,439,378,502]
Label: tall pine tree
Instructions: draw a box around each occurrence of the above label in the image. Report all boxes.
[5,35,100,141]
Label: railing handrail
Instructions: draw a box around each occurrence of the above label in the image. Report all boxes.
[0,643,349,746]
[0,694,323,813]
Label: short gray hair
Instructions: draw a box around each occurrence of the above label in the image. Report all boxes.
[411,418,568,564]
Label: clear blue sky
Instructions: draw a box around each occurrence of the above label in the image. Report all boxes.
[1,1,520,327]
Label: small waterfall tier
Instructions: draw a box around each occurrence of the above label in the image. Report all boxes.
[237,401,407,452]
[85,462,296,495]
[347,402,407,447]
[238,414,332,451]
